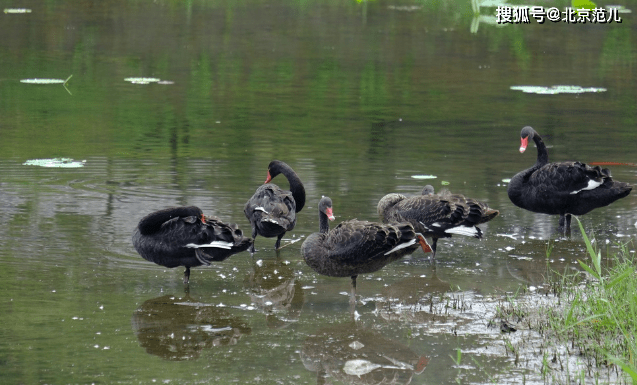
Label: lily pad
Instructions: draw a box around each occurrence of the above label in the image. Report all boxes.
[20,75,73,94]
[20,78,66,84]
[411,175,437,180]
[510,85,607,95]
[23,158,86,168]
[4,8,32,13]
[441,181,450,185]
[124,77,161,84]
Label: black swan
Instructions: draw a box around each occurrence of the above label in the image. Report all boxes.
[132,206,253,283]
[377,186,499,259]
[508,126,632,232]
[301,196,432,298]
[244,160,306,253]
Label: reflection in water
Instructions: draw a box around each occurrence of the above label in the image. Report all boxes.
[505,239,579,288]
[375,270,458,325]
[470,0,508,34]
[131,294,251,361]
[243,255,304,328]
[381,268,452,305]
[301,322,429,385]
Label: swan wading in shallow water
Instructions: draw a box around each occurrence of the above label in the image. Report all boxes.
[132,206,252,284]
[377,185,498,259]
[301,196,432,300]
[507,126,631,232]
[244,160,305,254]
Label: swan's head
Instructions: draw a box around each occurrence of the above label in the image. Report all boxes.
[265,160,290,183]
[519,126,537,153]
[318,196,335,221]
[421,185,435,196]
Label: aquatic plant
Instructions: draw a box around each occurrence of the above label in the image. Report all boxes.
[544,218,637,383]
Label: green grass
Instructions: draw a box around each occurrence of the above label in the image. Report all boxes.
[493,218,637,384]
[543,218,637,383]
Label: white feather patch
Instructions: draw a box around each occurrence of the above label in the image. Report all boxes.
[444,225,479,237]
[418,221,432,231]
[570,179,602,194]
[254,206,269,214]
[186,241,233,249]
[262,218,279,224]
[384,238,417,255]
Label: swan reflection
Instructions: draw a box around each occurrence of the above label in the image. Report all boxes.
[132,294,251,360]
[244,255,304,328]
[301,322,429,384]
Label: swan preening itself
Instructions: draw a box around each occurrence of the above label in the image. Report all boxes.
[132,206,252,283]
[244,160,306,253]
[301,196,432,298]
[377,186,498,259]
[507,126,632,232]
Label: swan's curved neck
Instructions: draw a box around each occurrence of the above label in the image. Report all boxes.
[533,133,549,166]
[280,167,305,212]
[319,211,330,233]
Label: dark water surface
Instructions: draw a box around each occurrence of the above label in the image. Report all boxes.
[1,0,636,383]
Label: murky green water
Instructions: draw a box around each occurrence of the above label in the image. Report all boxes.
[1,1,636,383]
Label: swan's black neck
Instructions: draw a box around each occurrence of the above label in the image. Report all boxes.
[273,162,306,213]
[319,210,331,233]
[532,131,549,167]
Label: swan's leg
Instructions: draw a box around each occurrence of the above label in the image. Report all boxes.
[350,275,357,305]
[564,214,572,236]
[249,226,257,254]
[429,238,438,262]
[558,214,572,236]
[183,267,190,284]
[274,233,284,250]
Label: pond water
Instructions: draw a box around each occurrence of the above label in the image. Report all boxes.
[1,0,636,383]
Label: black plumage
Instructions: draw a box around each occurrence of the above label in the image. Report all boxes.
[507,126,632,231]
[301,196,431,296]
[377,186,498,258]
[244,160,306,253]
[132,206,253,283]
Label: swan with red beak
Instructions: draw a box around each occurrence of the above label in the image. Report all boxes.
[508,126,631,232]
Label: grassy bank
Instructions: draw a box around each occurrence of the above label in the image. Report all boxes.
[497,218,637,384]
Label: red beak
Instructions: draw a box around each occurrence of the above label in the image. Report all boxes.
[520,137,528,153]
[325,207,335,221]
[264,170,272,184]
[200,214,206,224]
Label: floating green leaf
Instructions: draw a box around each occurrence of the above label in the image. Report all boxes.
[23,158,86,168]
[441,181,450,185]
[502,178,511,183]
